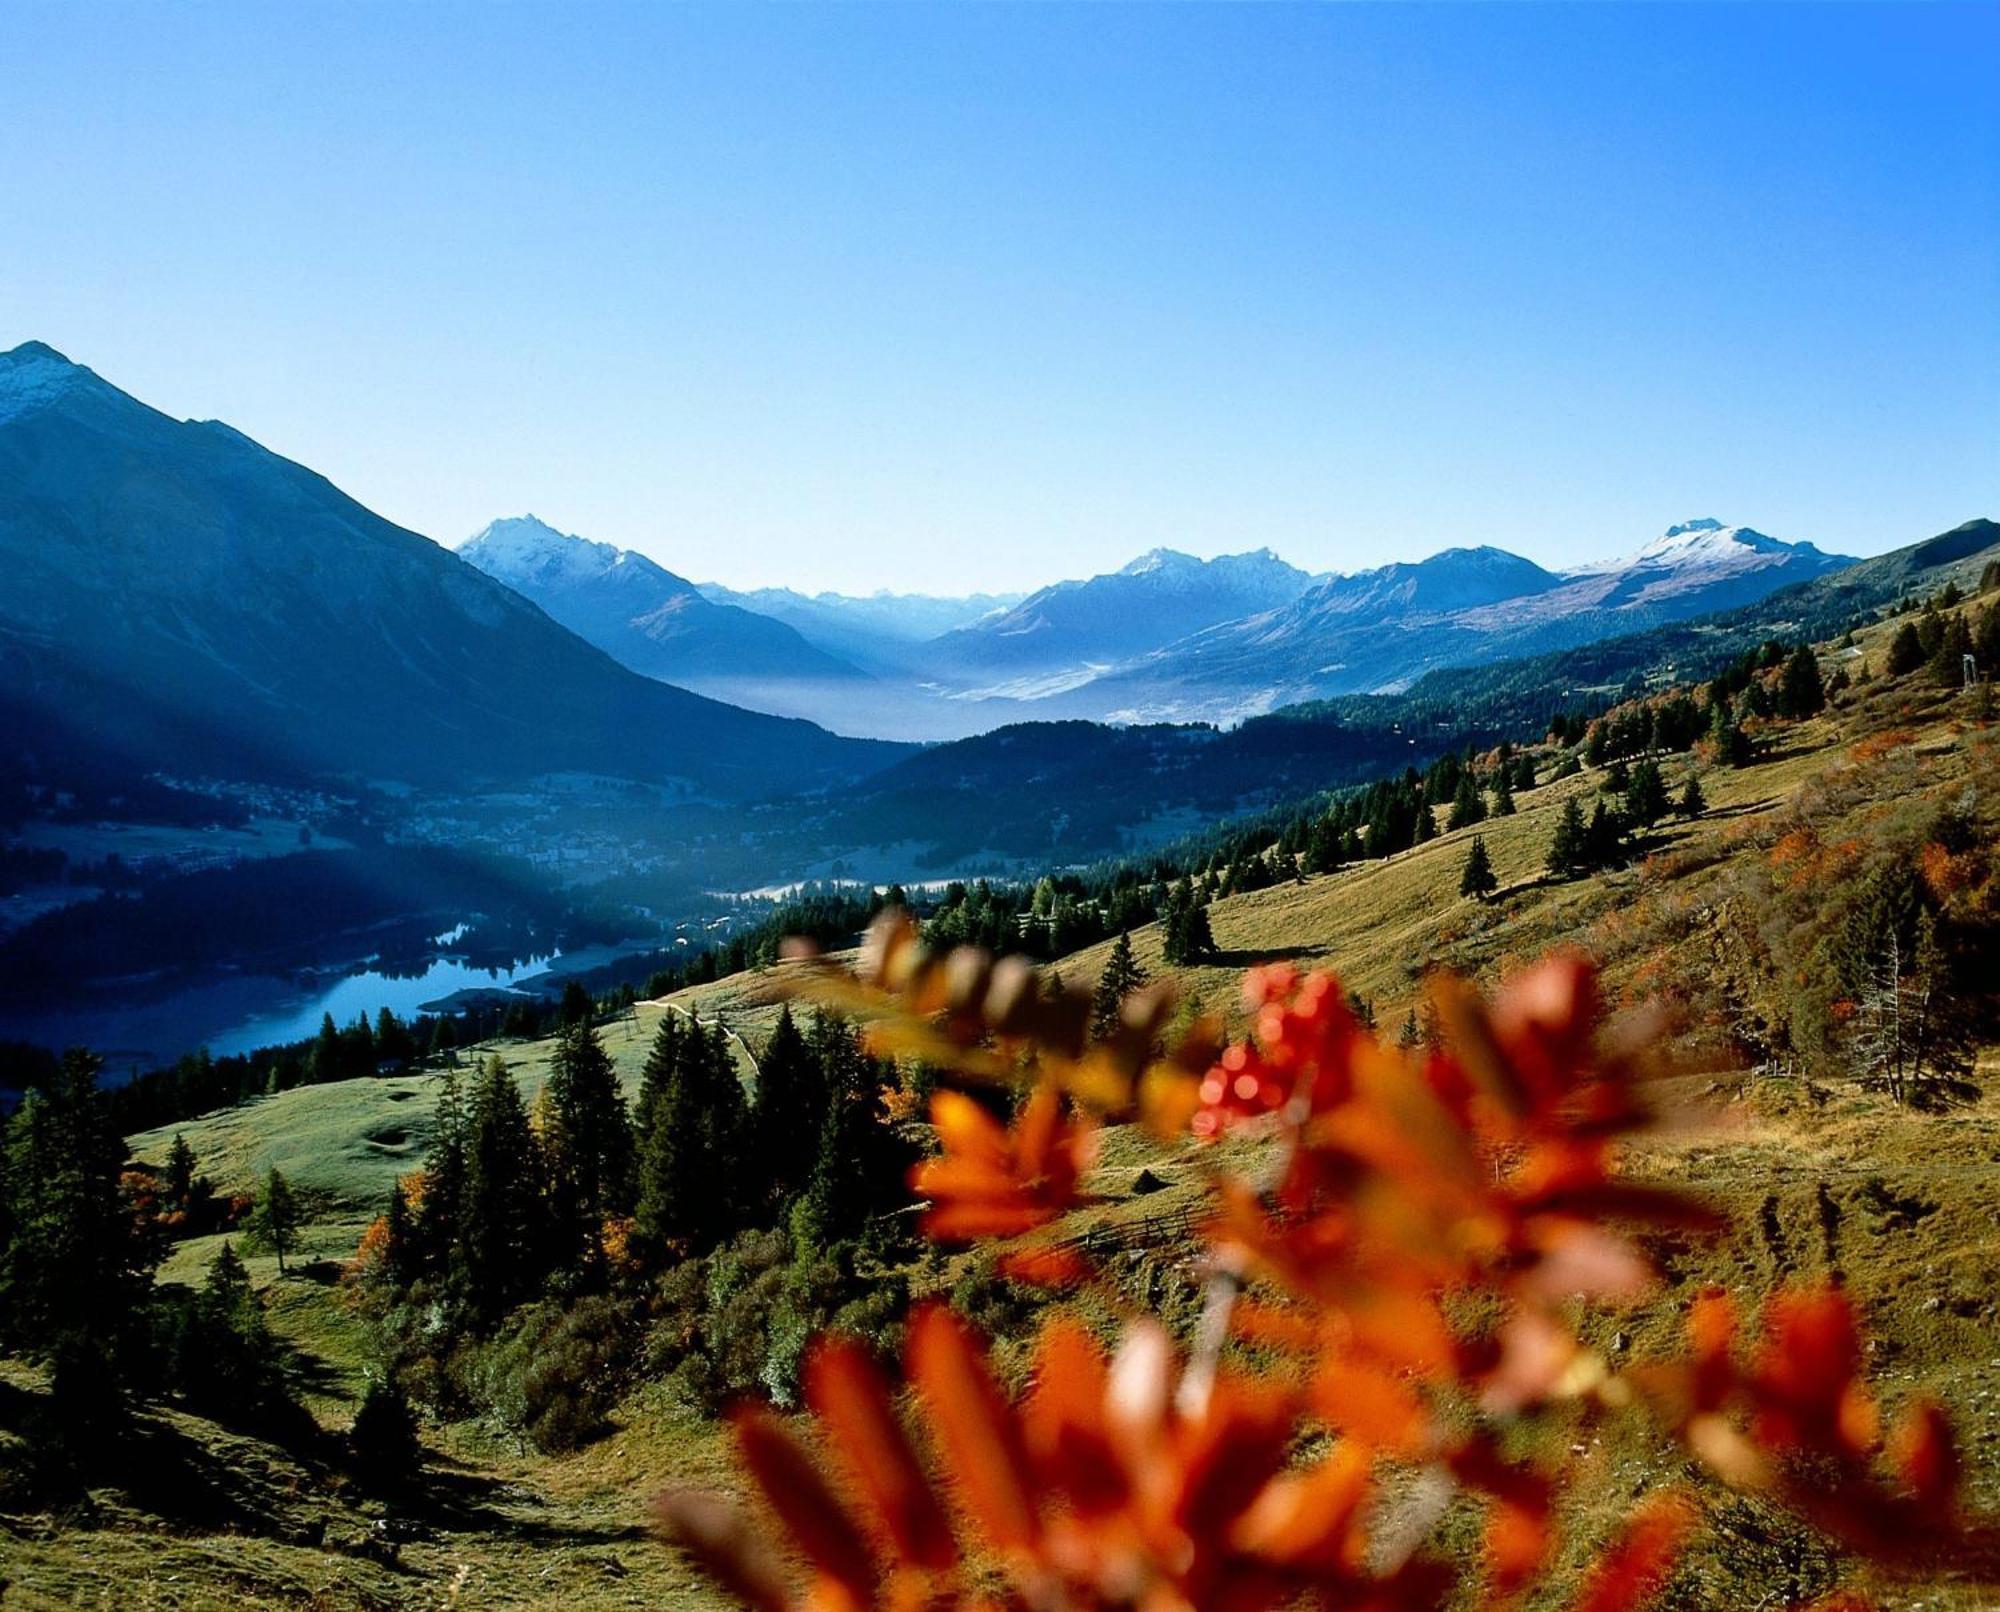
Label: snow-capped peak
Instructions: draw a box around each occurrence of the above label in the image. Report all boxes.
[461,515,621,581]
[0,340,96,425]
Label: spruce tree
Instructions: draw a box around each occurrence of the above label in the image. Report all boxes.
[1547,798,1587,880]
[458,1055,543,1321]
[1491,773,1517,816]
[0,1050,157,1394]
[748,1005,825,1212]
[417,1063,468,1279]
[1886,621,1924,677]
[790,1016,909,1256]
[249,1167,300,1275]
[1624,759,1669,828]
[541,1020,634,1273]
[1677,775,1707,818]
[1584,801,1624,869]
[1447,775,1486,833]
[634,1014,748,1261]
[1778,645,1826,718]
[1459,836,1497,901]
[1090,932,1147,1042]
[165,1132,198,1210]
[1928,617,1973,689]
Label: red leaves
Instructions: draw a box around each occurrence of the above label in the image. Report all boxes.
[1563,1493,1697,1612]
[911,1086,1093,1242]
[663,946,1993,1611]
[907,1304,1041,1554]
[805,1335,957,1572]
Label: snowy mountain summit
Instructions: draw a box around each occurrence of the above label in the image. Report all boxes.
[1613,518,1833,575]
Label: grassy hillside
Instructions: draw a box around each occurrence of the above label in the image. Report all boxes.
[6,595,1998,1608]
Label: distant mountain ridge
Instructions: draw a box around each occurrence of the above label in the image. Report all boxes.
[0,343,904,795]
[1027,520,1855,725]
[695,581,1024,676]
[458,515,867,698]
[929,546,1322,692]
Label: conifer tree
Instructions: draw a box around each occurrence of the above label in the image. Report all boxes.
[1677,774,1707,818]
[418,1064,468,1278]
[1547,798,1586,879]
[541,1020,634,1273]
[634,1014,748,1261]
[1624,759,1669,828]
[1459,836,1497,901]
[1491,773,1517,816]
[458,1055,543,1320]
[1928,616,1973,689]
[165,1132,197,1210]
[1778,645,1826,718]
[748,1005,824,1212]
[790,1015,909,1256]
[1886,621,1924,677]
[1090,932,1148,1042]
[249,1167,300,1275]
[1447,775,1487,833]
[1584,801,1625,869]
[0,1050,157,1399]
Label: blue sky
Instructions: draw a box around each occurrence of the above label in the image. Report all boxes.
[2,4,1994,593]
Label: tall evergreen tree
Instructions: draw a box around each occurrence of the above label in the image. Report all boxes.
[748,1006,825,1212]
[1677,774,1708,818]
[458,1055,544,1320]
[1777,645,1826,718]
[417,1063,468,1279]
[1885,621,1924,677]
[790,1016,910,1256]
[541,1020,634,1273]
[1090,932,1148,1042]
[1624,759,1669,828]
[634,1014,748,1260]
[1491,772,1517,816]
[249,1167,300,1275]
[1447,775,1487,833]
[1547,798,1587,880]
[1459,836,1497,901]
[0,1050,157,1412]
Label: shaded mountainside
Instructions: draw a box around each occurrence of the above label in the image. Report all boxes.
[0,344,906,797]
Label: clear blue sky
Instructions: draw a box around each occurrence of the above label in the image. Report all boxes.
[3,3,1993,593]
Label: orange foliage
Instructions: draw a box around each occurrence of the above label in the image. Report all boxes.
[653,914,1995,1610]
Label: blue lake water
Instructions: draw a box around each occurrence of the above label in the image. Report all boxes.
[0,931,603,1078]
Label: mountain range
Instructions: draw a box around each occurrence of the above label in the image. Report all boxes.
[466,513,1854,737]
[0,343,904,796]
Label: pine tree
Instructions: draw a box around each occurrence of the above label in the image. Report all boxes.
[1886,621,1924,677]
[249,1167,300,1275]
[1928,616,1973,689]
[1677,774,1707,818]
[1459,836,1497,901]
[1584,801,1624,870]
[417,1064,468,1279]
[1447,775,1487,833]
[748,1006,824,1212]
[541,1020,634,1273]
[1547,798,1587,880]
[790,1015,908,1256]
[1778,645,1826,718]
[1491,773,1517,816]
[634,1014,748,1261]
[164,1132,197,1210]
[0,1050,157,1401]
[311,1011,342,1083]
[1090,932,1148,1042]
[1624,759,1669,828]
[458,1055,544,1320]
